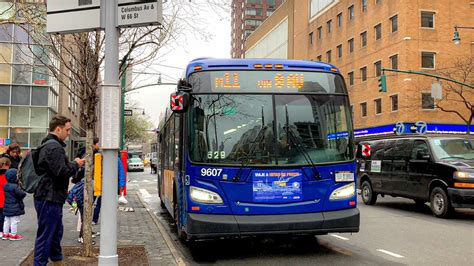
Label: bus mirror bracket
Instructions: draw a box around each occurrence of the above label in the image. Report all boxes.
[178,79,192,92]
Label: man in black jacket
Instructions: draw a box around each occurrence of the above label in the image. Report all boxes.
[33,116,85,266]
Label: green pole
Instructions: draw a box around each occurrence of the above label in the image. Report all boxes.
[120,62,126,151]
[382,68,474,89]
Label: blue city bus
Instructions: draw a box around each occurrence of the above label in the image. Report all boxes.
[157,58,359,240]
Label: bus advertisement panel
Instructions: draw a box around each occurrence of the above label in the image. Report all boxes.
[158,59,359,240]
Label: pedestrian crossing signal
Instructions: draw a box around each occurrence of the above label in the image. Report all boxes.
[378,75,387,92]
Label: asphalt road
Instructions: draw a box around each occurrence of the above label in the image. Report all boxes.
[129,169,474,266]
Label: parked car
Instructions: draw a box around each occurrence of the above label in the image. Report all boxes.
[356,135,474,218]
[128,158,144,172]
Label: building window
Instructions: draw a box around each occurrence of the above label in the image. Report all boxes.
[246,0,263,4]
[326,50,332,63]
[421,11,435,28]
[374,23,382,40]
[374,60,382,77]
[327,20,332,33]
[337,44,342,58]
[360,31,367,47]
[421,52,435,69]
[391,94,398,112]
[348,71,354,85]
[348,5,354,20]
[374,98,382,114]
[317,26,322,39]
[266,10,274,16]
[267,0,275,7]
[360,102,367,117]
[390,54,398,70]
[317,55,322,61]
[375,0,381,5]
[348,38,354,53]
[309,32,313,45]
[422,93,435,109]
[390,15,398,32]
[360,66,367,82]
[310,0,337,18]
[337,12,343,27]
[361,0,367,12]
[245,8,262,16]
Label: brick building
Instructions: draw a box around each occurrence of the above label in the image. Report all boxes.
[245,0,474,135]
[231,0,284,58]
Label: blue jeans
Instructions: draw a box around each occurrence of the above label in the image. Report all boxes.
[93,196,101,223]
[34,200,64,266]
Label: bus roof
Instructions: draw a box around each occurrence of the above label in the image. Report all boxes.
[186,58,339,77]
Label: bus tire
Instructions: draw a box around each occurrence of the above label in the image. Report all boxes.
[430,187,453,218]
[174,186,186,240]
[361,180,377,205]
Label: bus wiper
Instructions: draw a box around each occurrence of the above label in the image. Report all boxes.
[233,106,267,182]
[284,105,321,180]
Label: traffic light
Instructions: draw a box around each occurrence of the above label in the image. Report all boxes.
[378,74,387,92]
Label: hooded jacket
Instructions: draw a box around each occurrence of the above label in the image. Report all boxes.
[0,169,6,208]
[2,153,21,170]
[34,134,79,204]
[3,169,26,217]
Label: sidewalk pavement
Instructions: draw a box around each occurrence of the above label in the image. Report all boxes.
[0,190,177,265]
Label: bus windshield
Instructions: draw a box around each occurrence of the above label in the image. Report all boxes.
[188,94,354,166]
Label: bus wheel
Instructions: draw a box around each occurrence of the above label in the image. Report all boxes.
[174,190,186,240]
[430,187,453,218]
[361,181,377,205]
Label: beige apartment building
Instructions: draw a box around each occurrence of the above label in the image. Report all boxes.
[246,0,474,135]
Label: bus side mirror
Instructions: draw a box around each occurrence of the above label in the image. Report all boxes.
[170,91,190,113]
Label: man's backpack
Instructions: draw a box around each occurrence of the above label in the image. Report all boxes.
[18,139,57,193]
[67,180,84,207]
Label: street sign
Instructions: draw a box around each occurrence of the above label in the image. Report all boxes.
[100,84,121,149]
[47,0,102,34]
[47,0,162,34]
[117,0,163,27]
[431,81,443,100]
[361,144,371,157]
[124,109,133,116]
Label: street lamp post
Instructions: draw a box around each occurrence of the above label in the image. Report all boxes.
[453,25,474,44]
[121,80,178,150]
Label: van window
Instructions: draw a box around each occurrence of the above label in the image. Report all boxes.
[411,140,428,160]
[394,139,412,160]
[383,140,396,160]
[371,141,384,160]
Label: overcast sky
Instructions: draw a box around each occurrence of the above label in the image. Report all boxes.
[128,3,231,128]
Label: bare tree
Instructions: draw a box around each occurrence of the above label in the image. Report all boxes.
[435,58,474,134]
[1,0,230,256]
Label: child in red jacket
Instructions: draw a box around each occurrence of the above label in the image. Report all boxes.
[0,157,11,239]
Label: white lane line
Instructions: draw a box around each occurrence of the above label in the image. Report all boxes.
[139,189,152,198]
[131,180,138,183]
[143,179,149,183]
[329,234,349,241]
[377,249,404,258]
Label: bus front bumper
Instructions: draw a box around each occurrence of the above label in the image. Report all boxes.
[186,208,360,240]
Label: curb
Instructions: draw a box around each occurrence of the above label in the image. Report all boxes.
[136,191,187,266]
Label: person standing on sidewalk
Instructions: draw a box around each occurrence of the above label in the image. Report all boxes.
[1,143,22,169]
[72,137,100,243]
[0,157,11,238]
[33,116,85,266]
[2,169,26,241]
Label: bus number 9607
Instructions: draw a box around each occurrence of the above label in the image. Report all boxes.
[201,168,223,177]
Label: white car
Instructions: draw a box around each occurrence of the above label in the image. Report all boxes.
[127,158,144,172]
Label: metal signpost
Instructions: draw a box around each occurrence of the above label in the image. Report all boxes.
[46,0,162,264]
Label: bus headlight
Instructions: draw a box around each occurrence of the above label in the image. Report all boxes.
[329,182,355,200]
[190,186,223,204]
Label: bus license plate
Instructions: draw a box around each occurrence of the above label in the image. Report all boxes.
[335,172,354,182]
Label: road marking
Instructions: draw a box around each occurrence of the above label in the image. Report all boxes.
[143,179,149,183]
[131,180,137,183]
[139,189,152,198]
[329,234,349,241]
[377,249,404,258]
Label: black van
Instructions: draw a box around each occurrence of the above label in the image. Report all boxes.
[356,135,474,218]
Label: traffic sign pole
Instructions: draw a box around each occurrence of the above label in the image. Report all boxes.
[99,0,119,264]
